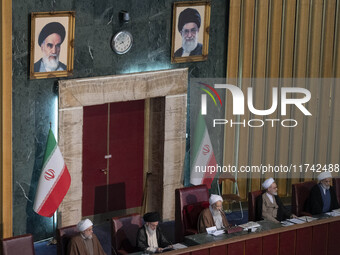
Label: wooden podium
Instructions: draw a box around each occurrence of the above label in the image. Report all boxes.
[168,215,340,255]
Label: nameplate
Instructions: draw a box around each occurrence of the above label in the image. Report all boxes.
[226,226,243,234]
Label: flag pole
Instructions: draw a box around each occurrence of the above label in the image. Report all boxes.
[48,211,58,245]
[49,121,58,245]
[51,122,56,243]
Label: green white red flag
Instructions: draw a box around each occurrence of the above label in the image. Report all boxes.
[33,129,71,217]
[190,113,217,188]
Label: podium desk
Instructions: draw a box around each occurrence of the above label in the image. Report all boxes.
[184,220,282,246]
[164,215,340,255]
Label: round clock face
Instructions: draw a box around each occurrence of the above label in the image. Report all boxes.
[111,31,133,54]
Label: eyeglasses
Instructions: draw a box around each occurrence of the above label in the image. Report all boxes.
[181,28,198,35]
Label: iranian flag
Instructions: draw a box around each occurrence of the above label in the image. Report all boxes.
[33,129,71,217]
[190,113,217,188]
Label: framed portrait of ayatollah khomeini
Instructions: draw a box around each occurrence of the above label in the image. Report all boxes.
[171,1,211,63]
[30,11,75,79]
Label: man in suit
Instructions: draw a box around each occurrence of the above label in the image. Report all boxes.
[174,8,203,57]
[306,171,339,215]
[256,178,296,223]
[34,22,67,72]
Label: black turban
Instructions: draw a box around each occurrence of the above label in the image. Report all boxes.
[143,212,160,222]
[178,8,201,32]
[38,22,66,46]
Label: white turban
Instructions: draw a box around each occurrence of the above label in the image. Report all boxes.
[77,219,93,232]
[317,171,332,182]
[262,178,275,189]
[209,194,223,205]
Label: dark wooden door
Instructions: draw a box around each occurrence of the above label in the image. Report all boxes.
[82,100,144,216]
[83,103,109,216]
[108,100,144,211]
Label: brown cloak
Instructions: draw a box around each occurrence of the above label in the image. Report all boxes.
[67,233,106,255]
[197,208,229,233]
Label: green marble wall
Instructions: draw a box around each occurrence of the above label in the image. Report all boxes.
[12,0,228,240]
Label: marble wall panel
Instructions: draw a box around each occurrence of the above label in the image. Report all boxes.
[12,0,227,239]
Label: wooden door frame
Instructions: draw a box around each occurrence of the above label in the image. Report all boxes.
[1,0,13,238]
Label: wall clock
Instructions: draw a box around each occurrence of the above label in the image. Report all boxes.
[111,30,133,54]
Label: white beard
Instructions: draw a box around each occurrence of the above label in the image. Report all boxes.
[145,225,158,250]
[81,232,93,240]
[42,54,59,71]
[209,205,224,229]
[146,225,156,236]
[212,208,220,217]
[321,183,330,190]
[182,36,198,53]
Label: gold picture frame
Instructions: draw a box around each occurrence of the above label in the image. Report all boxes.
[171,1,211,63]
[30,11,75,79]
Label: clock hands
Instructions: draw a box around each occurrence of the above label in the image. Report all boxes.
[111,31,132,54]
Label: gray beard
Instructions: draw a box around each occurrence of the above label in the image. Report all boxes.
[209,205,220,217]
[209,205,224,229]
[182,36,198,53]
[42,54,59,71]
[146,225,156,236]
[212,209,220,217]
[321,183,330,190]
[81,233,93,240]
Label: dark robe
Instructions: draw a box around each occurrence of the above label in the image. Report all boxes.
[67,234,106,255]
[305,184,339,215]
[174,43,203,57]
[255,191,291,222]
[136,225,170,252]
[197,207,229,233]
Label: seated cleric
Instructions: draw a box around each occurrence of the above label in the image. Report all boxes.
[256,178,296,223]
[197,194,229,233]
[67,219,106,255]
[305,171,339,215]
[34,22,67,72]
[136,212,172,253]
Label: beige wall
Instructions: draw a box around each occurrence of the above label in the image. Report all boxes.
[225,0,340,199]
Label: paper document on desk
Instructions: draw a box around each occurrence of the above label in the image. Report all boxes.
[297,216,317,222]
[206,226,225,236]
[239,221,261,229]
[211,230,225,236]
[286,218,305,224]
[206,226,217,234]
[325,211,340,217]
[172,243,188,250]
[332,208,340,214]
[281,221,294,227]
